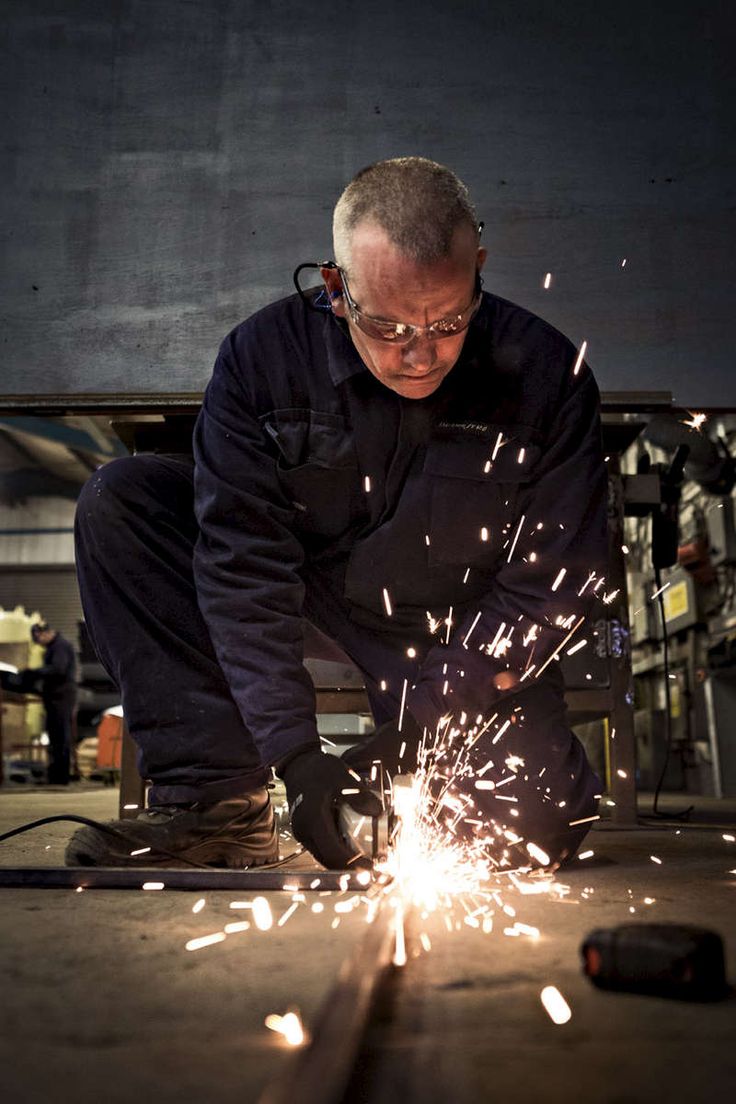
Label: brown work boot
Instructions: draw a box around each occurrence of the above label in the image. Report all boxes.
[64,789,278,868]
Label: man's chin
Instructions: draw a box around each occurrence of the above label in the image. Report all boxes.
[393,368,448,398]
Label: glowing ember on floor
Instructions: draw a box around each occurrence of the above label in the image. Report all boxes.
[185,931,226,951]
[265,1010,305,1046]
[540,985,572,1024]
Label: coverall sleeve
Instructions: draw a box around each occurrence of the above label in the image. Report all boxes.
[37,639,75,682]
[407,363,608,730]
[192,335,319,767]
[37,655,67,679]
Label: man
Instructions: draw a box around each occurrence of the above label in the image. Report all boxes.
[68,157,606,870]
[26,622,77,786]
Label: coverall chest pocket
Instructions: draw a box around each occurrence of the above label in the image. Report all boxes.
[263,410,360,538]
[424,428,541,567]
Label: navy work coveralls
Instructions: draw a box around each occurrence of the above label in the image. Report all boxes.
[76,290,607,856]
[37,633,77,785]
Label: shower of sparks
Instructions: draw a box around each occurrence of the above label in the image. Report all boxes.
[398,678,409,732]
[192,898,206,914]
[551,568,567,592]
[506,514,526,563]
[578,572,597,597]
[427,612,442,634]
[491,432,505,461]
[224,921,251,934]
[540,986,572,1024]
[535,616,585,679]
[462,610,483,648]
[252,897,274,930]
[682,411,707,432]
[265,1011,305,1046]
[621,258,627,267]
[572,340,588,376]
[278,902,300,927]
[176,517,656,1036]
[543,272,552,289]
[364,475,372,492]
[142,881,164,891]
[185,932,226,951]
[370,714,575,950]
[526,843,550,865]
[650,581,670,601]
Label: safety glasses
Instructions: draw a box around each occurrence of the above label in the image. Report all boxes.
[293,223,484,346]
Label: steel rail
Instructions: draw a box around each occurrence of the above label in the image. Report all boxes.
[0,864,400,1101]
[0,866,372,891]
[257,890,398,1104]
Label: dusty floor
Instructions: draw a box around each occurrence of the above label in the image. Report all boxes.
[0,786,734,1103]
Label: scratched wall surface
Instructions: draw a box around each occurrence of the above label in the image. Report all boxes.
[1,0,734,405]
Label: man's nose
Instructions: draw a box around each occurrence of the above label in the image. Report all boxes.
[401,336,437,373]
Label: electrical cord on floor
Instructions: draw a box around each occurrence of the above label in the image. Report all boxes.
[0,814,304,869]
[645,566,694,822]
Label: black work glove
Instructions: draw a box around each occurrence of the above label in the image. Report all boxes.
[279,748,383,869]
[341,714,423,779]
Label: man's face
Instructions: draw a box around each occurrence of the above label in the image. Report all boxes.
[322,221,486,400]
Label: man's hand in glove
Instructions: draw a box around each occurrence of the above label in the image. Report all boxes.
[341,714,423,779]
[278,748,383,869]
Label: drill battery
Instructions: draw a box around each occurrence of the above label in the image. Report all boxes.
[581,923,728,1000]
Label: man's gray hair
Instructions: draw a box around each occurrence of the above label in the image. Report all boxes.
[333,157,478,275]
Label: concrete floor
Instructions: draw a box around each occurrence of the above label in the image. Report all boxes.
[0,785,735,1103]
[350,805,736,1103]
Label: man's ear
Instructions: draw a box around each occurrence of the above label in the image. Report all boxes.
[477,246,488,272]
[320,266,347,318]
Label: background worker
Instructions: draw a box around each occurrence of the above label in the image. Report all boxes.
[23,622,77,786]
[67,157,607,870]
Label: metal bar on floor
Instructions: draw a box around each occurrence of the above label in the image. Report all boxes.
[257,892,396,1104]
[0,867,375,891]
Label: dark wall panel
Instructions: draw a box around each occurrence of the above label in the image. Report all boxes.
[1,0,734,405]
